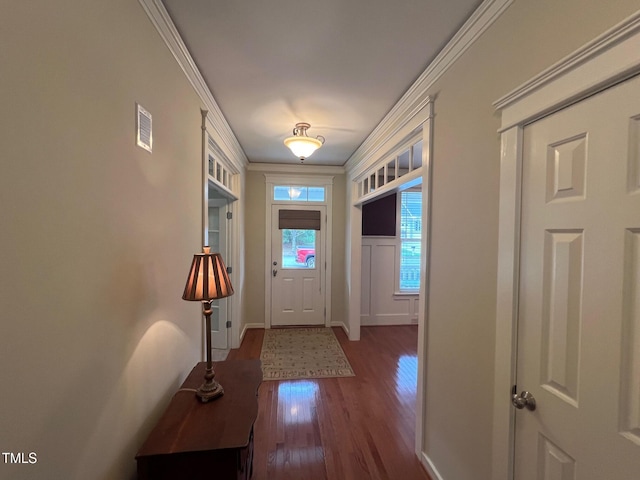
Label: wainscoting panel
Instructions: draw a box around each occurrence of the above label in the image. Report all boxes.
[361,237,419,325]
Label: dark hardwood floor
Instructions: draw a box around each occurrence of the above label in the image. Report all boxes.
[227,325,431,480]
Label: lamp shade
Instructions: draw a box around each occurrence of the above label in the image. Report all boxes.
[182,247,234,301]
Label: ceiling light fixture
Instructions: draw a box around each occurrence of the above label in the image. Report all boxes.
[284,122,325,162]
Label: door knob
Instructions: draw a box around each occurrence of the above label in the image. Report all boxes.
[272,269,278,277]
[512,391,536,411]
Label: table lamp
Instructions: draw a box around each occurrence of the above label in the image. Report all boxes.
[182,246,234,402]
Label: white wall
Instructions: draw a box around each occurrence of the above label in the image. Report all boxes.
[0,1,210,478]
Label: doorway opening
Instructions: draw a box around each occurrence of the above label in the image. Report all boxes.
[207,184,233,353]
[264,175,334,329]
[361,184,423,326]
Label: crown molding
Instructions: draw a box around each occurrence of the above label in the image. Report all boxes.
[247,162,345,175]
[138,0,248,170]
[345,0,513,173]
[140,0,512,174]
[494,9,640,130]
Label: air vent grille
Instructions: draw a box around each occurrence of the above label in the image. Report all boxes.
[136,103,152,153]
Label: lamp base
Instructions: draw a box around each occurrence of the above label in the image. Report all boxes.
[196,379,224,403]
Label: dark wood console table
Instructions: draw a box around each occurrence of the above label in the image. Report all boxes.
[136,359,262,480]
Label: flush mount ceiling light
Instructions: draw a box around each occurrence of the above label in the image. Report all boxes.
[284,123,325,162]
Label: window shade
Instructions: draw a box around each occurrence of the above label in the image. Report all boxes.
[278,210,321,230]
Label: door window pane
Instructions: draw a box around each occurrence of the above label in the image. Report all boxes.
[412,140,423,169]
[273,185,325,202]
[377,167,385,188]
[386,159,396,183]
[274,186,291,201]
[208,205,220,252]
[282,229,316,269]
[307,187,325,202]
[398,149,411,177]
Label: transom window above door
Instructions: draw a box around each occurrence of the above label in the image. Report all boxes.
[273,185,325,202]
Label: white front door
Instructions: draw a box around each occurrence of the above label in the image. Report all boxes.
[270,204,325,326]
[514,75,640,479]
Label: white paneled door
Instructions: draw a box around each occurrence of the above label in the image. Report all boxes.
[270,205,326,326]
[208,197,229,349]
[514,75,640,479]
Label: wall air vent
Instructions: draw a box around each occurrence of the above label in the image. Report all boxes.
[136,103,152,153]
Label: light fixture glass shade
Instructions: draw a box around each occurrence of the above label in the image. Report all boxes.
[284,136,323,158]
[284,122,325,160]
[182,247,234,301]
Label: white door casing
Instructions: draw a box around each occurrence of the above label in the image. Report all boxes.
[207,197,229,349]
[263,173,334,329]
[270,204,326,326]
[514,74,640,479]
[493,12,640,480]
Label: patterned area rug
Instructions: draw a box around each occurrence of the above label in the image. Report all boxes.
[260,328,355,380]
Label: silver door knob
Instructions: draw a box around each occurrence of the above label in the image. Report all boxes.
[512,391,536,411]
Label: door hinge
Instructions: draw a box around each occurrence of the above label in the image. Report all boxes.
[226,211,232,220]
[226,266,232,274]
[226,320,231,328]
[324,307,326,318]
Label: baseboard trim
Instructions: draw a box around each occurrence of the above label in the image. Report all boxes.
[330,321,349,337]
[361,316,419,326]
[240,323,264,343]
[421,452,444,480]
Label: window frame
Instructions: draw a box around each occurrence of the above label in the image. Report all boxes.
[273,185,326,202]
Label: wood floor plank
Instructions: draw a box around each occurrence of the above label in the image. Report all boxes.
[227,326,431,480]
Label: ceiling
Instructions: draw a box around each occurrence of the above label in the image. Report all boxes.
[162,0,482,166]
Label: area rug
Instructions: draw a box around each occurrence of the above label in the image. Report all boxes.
[260,327,355,380]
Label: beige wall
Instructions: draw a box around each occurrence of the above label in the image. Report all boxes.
[0,1,207,478]
[243,170,267,326]
[421,0,640,478]
[242,171,347,330]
